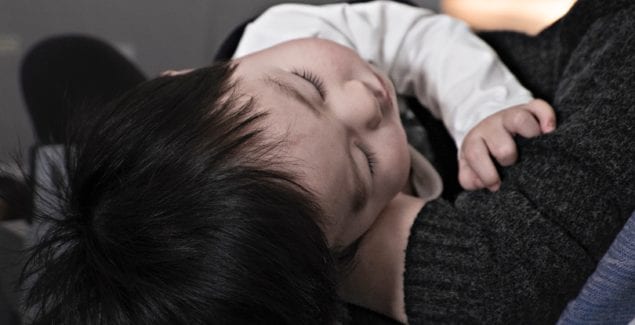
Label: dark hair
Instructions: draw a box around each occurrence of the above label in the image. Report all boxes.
[20,63,339,324]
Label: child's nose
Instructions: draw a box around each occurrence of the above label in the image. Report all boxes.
[337,79,383,131]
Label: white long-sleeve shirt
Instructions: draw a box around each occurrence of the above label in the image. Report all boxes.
[233,0,533,149]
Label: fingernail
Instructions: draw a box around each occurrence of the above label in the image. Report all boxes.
[545,121,556,132]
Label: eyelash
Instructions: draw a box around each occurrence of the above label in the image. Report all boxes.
[358,144,377,176]
[293,69,327,99]
[292,68,375,174]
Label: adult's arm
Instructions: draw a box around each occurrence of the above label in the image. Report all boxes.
[403,2,635,323]
[232,0,532,148]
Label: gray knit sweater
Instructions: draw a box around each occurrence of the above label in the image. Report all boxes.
[404,1,635,323]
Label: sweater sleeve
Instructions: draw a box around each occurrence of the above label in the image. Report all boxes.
[403,5,635,322]
[405,122,635,323]
[232,1,533,149]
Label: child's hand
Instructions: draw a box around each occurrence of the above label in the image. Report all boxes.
[459,99,556,192]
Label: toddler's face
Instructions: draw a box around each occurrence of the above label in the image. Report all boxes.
[233,38,410,248]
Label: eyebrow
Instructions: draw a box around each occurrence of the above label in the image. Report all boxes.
[349,151,369,214]
[263,74,321,116]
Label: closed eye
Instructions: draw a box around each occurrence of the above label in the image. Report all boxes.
[357,143,377,176]
[292,68,327,100]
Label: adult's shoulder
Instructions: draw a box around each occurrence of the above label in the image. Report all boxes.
[403,1,635,322]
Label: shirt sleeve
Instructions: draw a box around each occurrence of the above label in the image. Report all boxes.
[232,1,534,149]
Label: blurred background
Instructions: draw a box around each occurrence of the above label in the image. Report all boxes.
[0,1,574,322]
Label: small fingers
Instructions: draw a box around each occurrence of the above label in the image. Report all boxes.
[459,157,483,190]
[485,129,518,167]
[503,109,542,139]
[459,158,491,191]
[461,137,500,191]
[523,99,557,133]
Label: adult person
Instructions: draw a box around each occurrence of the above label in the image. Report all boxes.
[13,0,635,323]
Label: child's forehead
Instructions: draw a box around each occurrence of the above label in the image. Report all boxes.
[230,68,286,102]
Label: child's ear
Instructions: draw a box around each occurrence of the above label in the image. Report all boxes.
[160,68,194,77]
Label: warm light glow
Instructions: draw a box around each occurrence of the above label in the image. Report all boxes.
[442,0,577,35]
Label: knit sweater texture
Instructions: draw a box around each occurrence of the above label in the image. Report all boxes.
[403,1,635,323]
[213,1,635,323]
